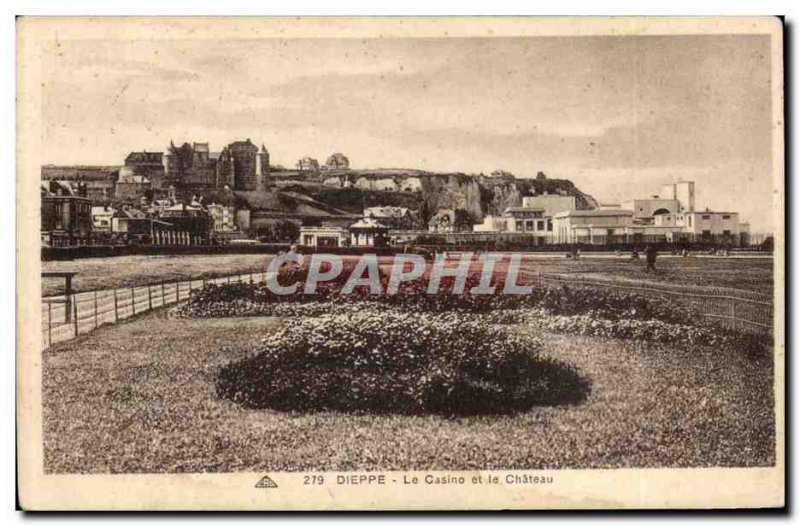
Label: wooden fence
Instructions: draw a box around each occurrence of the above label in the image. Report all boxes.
[41,265,774,349]
[41,269,271,349]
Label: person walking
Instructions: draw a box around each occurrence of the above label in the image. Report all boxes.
[644,245,658,273]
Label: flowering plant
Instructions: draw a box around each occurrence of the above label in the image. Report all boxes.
[216,311,590,415]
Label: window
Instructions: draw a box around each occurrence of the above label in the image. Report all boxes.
[688,216,692,227]
[547,221,553,232]
[702,215,711,220]
[722,215,731,220]
[723,230,731,237]
[536,220,545,231]
[702,230,711,238]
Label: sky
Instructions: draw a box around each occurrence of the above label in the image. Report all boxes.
[41,35,776,232]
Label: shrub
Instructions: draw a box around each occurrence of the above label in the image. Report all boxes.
[486,308,771,355]
[176,281,700,325]
[176,282,767,355]
[216,312,590,415]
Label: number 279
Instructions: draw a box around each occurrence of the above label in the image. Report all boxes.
[304,475,324,485]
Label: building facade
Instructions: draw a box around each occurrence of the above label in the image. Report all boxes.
[552,209,636,245]
[206,203,237,232]
[159,203,214,244]
[163,141,218,188]
[521,194,577,218]
[325,153,350,170]
[124,151,165,187]
[41,181,94,246]
[552,207,744,246]
[298,226,349,248]
[681,210,741,244]
[622,181,696,219]
[363,206,413,230]
[350,218,390,247]
[41,165,118,202]
[90,205,114,232]
[161,139,269,192]
[296,157,320,172]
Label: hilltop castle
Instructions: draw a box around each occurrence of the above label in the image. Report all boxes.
[123,139,271,192]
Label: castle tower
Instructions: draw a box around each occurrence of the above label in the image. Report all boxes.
[163,141,174,176]
[257,144,270,191]
[226,139,259,191]
[216,147,234,189]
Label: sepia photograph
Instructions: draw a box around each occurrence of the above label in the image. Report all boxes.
[16,16,784,510]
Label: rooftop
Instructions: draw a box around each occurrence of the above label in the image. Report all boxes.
[364,206,410,218]
[350,217,389,229]
[555,209,635,218]
[504,206,545,213]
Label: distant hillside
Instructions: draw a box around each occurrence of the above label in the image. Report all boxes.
[41,163,599,225]
[294,170,598,224]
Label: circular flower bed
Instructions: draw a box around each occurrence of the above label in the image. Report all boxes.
[216,312,590,415]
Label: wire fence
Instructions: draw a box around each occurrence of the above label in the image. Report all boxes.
[532,272,773,335]
[41,269,272,349]
[41,264,774,349]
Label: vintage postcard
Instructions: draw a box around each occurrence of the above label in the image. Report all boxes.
[16,16,784,510]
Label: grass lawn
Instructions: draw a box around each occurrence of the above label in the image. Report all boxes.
[41,254,273,296]
[42,253,774,296]
[517,256,774,293]
[43,310,774,473]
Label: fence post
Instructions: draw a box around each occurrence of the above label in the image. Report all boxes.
[72,296,78,337]
[148,286,153,311]
[93,291,98,329]
[113,289,118,322]
[162,282,166,305]
[731,296,738,332]
[131,287,136,315]
[47,301,52,348]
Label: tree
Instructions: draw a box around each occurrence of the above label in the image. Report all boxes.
[270,220,300,242]
[491,169,515,180]
[453,209,476,231]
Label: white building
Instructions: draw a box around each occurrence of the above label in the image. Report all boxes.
[473,179,749,247]
[552,209,635,245]
[91,205,114,232]
[622,181,695,219]
[682,210,741,243]
[349,217,390,247]
[298,226,349,248]
[473,215,510,232]
[364,206,413,229]
[553,206,744,246]
[206,203,236,232]
[521,194,576,217]
[472,204,554,244]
